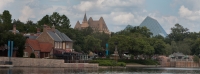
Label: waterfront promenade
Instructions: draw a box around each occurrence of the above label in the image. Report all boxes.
[0,57,98,68]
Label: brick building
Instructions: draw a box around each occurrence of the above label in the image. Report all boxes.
[24,25,73,58]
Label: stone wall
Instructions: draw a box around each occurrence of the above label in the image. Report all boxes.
[161,61,199,68]
[0,57,98,68]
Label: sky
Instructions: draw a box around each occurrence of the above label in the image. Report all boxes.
[1,0,200,34]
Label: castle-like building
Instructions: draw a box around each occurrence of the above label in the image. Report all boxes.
[74,13,110,34]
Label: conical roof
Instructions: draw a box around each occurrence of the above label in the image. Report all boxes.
[83,13,87,22]
[139,16,167,37]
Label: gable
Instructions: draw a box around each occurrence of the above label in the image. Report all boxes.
[36,32,54,45]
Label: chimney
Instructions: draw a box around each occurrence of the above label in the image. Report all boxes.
[43,24,47,32]
[52,24,55,32]
[13,24,16,34]
[37,28,40,33]
[30,33,34,36]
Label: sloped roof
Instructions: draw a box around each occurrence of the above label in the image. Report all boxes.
[26,39,40,51]
[27,36,38,39]
[47,30,62,42]
[139,16,167,37]
[83,13,87,22]
[88,17,93,25]
[9,30,20,33]
[54,29,72,41]
[39,43,53,52]
[74,21,81,29]
[26,39,53,52]
[61,33,72,41]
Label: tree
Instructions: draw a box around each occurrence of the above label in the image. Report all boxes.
[1,10,12,31]
[168,24,189,42]
[130,26,153,38]
[83,35,102,53]
[1,32,26,57]
[81,27,94,36]
[30,52,35,58]
[193,55,199,63]
[37,15,51,26]
[191,38,200,55]
[92,32,110,49]
[37,12,71,30]
[164,44,172,56]
[148,38,166,55]
[115,26,153,38]
[108,35,131,57]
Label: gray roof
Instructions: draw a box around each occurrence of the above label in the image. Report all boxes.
[9,30,20,33]
[170,52,185,57]
[61,33,72,41]
[26,36,38,39]
[47,31,62,42]
[139,16,167,37]
[47,29,72,42]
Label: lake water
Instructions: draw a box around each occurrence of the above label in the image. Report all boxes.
[0,67,200,74]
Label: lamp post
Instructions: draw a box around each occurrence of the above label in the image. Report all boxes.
[114,42,119,64]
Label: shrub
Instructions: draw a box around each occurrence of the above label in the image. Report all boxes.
[193,55,199,63]
[30,53,35,58]
[118,59,158,65]
[89,60,126,66]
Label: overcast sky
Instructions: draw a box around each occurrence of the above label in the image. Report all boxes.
[1,0,200,34]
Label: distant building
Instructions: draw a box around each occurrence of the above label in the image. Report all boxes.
[24,25,73,58]
[139,16,167,37]
[74,13,110,34]
[158,52,197,67]
[9,24,19,34]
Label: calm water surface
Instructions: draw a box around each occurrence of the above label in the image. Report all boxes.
[0,67,200,74]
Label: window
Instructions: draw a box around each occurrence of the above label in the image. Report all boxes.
[23,52,28,57]
[66,43,69,48]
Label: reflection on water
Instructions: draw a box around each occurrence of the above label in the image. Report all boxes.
[0,67,200,74]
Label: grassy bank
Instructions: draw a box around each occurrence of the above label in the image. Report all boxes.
[118,59,159,65]
[89,59,126,66]
[89,58,159,66]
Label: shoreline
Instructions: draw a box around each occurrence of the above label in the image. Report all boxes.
[98,64,161,68]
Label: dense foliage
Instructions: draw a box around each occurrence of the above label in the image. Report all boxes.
[30,53,35,58]
[1,10,200,58]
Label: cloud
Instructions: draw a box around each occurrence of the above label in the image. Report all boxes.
[0,0,14,10]
[73,0,145,12]
[19,6,35,22]
[73,1,94,12]
[179,5,200,21]
[111,12,134,25]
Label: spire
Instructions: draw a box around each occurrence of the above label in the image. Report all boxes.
[83,12,87,22]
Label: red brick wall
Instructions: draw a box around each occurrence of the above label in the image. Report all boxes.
[24,45,33,57]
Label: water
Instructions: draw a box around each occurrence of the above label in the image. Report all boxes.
[0,67,200,74]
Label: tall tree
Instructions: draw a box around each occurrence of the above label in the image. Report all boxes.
[1,10,12,31]
[168,24,189,42]
[37,15,51,26]
[83,35,102,53]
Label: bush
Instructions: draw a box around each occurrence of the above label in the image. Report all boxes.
[30,53,35,58]
[193,55,199,63]
[118,59,158,65]
[89,60,126,66]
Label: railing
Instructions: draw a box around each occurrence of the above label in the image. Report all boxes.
[0,61,4,65]
[170,59,193,61]
[64,60,90,63]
